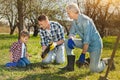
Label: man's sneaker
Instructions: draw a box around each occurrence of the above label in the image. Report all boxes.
[102,58,115,71]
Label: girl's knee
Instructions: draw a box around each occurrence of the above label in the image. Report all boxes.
[17,60,26,67]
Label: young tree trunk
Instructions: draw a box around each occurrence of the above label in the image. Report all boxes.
[33,25,39,37]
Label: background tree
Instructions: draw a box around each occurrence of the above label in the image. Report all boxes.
[0,0,67,37]
[77,0,120,38]
[0,0,18,35]
[1,0,119,38]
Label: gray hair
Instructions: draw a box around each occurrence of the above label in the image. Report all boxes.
[66,3,80,14]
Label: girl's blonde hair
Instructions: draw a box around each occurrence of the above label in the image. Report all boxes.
[20,30,30,38]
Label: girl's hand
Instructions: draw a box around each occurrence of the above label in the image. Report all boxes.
[26,53,32,57]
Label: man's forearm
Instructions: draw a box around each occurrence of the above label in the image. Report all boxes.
[42,46,47,52]
[82,44,89,54]
[56,39,64,46]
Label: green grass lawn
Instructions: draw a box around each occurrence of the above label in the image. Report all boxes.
[0,34,120,80]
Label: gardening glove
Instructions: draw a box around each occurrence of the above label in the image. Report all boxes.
[41,45,51,59]
[67,38,75,49]
[49,42,57,51]
[41,42,57,59]
[78,53,85,63]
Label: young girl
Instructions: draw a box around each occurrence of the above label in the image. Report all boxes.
[5,30,30,68]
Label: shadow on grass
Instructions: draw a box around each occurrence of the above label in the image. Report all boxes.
[0,44,11,50]
[19,65,92,80]
[103,41,114,49]
[0,62,51,72]
[0,63,92,80]
[0,34,18,40]
[56,69,92,80]
[19,69,92,80]
[19,73,70,80]
[104,42,120,50]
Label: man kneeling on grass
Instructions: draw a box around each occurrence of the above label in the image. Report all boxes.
[61,3,115,72]
[5,30,31,68]
[38,14,65,64]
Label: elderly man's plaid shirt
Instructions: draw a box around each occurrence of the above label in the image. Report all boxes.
[39,21,65,46]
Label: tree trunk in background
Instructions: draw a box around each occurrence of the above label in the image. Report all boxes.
[10,26,17,35]
[63,25,69,36]
[100,24,105,38]
[33,25,39,37]
[17,0,24,39]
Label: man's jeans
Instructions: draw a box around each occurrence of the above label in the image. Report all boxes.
[42,45,65,64]
[65,39,106,72]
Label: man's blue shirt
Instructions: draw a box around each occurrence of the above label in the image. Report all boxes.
[69,14,103,52]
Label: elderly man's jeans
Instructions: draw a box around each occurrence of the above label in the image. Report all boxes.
[65,39,106,72]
